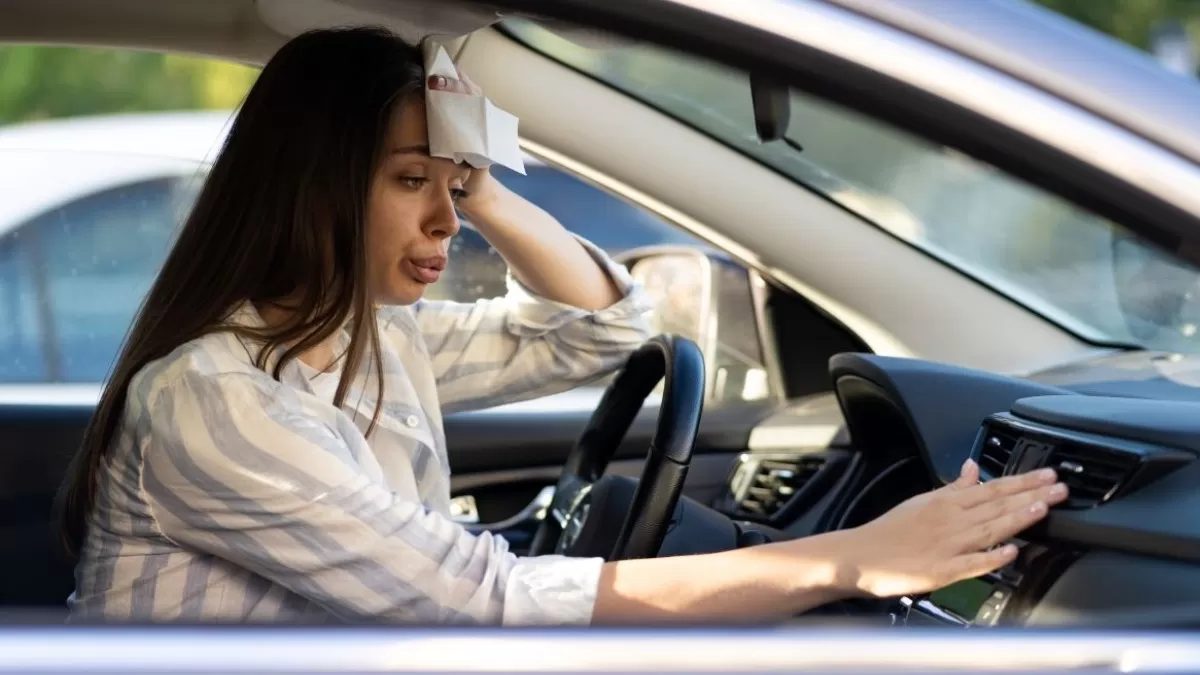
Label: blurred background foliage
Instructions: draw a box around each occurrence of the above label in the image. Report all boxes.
[0,48,258,123]
[1036,0,1200,49]
[0,0,1197,125]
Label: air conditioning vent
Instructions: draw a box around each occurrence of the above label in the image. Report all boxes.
[1045,442,1139,508]
[977,413,1195,510]
[728,455,826,519]
[979,425,1020,478]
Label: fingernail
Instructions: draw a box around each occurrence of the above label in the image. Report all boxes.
[1037,468,1057,481]
[1050,483,1068,498]
[1029,501,1047,515]
[962,458,976,472]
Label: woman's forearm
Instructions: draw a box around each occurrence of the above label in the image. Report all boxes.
[590,462,1068,625]
[592,533,854,625]
[458,176,622,311]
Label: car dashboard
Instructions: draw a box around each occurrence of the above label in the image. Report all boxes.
[710,353,1200,629]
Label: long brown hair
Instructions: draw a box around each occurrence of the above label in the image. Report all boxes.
[58,27,425,554]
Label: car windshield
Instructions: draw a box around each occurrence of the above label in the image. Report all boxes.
[505,20,1200,355]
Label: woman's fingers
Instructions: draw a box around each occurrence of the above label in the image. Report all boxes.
[427,74,473,95]
[963,481,1068,529]
[951,466,1059,509]
[846,458,1069,599]
[941,544,1020,582]
[953,494,1056,552]
[950,458,981,489]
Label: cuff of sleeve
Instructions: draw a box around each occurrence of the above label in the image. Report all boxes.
[503,235,652,336]
[501,555,604,627]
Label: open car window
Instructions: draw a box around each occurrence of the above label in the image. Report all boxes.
[504,19,1200,355]
[437,162,700,303]
[0,43,770,401]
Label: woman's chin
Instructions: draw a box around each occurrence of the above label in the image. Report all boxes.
[375,278,428,306]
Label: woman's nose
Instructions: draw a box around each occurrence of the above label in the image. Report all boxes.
[424,192,462,240]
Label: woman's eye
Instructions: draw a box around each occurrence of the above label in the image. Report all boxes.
[398,176,427,190]
[450,188,471,203]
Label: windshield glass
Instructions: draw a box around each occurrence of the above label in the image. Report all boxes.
[505,20,1200,354]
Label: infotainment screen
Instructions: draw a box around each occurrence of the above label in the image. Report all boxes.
[928,577,994,621]
[924,541,1034,626]
[915,541,1073,626]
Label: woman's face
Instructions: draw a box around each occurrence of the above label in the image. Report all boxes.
[366,97,472,305]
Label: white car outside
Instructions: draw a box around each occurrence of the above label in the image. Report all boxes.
[0,110,683,412]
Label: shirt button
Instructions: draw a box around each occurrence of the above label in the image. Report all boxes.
[405,415,419,428]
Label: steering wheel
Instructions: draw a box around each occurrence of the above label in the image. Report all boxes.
[528,335,705,561]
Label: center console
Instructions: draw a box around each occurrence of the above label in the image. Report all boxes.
[897,395,1193,628]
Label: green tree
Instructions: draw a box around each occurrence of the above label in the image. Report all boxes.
[0,46,257,125]
[1033,0,1200,54]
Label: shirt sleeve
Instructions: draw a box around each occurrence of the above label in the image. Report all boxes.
[395,236,653,414]
[139,368,603,626]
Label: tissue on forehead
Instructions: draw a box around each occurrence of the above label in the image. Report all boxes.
[422,41,525,175]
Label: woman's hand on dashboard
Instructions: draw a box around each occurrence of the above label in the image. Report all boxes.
[830,459,1068,599]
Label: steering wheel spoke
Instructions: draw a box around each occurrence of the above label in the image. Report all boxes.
[548,476,591,528]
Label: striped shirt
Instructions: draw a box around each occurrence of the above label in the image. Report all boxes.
[69,239,652,625]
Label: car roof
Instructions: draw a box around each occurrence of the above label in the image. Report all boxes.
[0,110,236,162]
[0,112,223,238]
[826,0,1200,166]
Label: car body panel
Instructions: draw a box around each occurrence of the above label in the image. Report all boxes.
[0,626,1196,673]
[825,0,1200,166]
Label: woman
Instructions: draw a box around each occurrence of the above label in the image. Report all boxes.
[61,28,1067,625]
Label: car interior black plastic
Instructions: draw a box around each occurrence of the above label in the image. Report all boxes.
[1012,394,1200,456]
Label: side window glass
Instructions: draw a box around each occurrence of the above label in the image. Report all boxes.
[0,177,196,382]
[0,43,255,386]
[433,163,703,303]
[436,160,782,405]
[0,237,46,382]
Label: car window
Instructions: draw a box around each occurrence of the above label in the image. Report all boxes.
[0,176,196,382]
[0,233,45,382]
[0,141,729,390]
[432,164,780,405]
[430,164,702,303]
[0,44,763,398]
[503,19,1200,355]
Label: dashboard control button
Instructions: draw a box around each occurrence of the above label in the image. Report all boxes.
[974,588,1011,626]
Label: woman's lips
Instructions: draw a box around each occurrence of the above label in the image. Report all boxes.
[404,257,446,284]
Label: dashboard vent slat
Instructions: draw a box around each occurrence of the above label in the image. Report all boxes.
[979,426,1019,478]
[727,455,826,520]
[976,413,1195,510]
[1046,442,1139,508]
